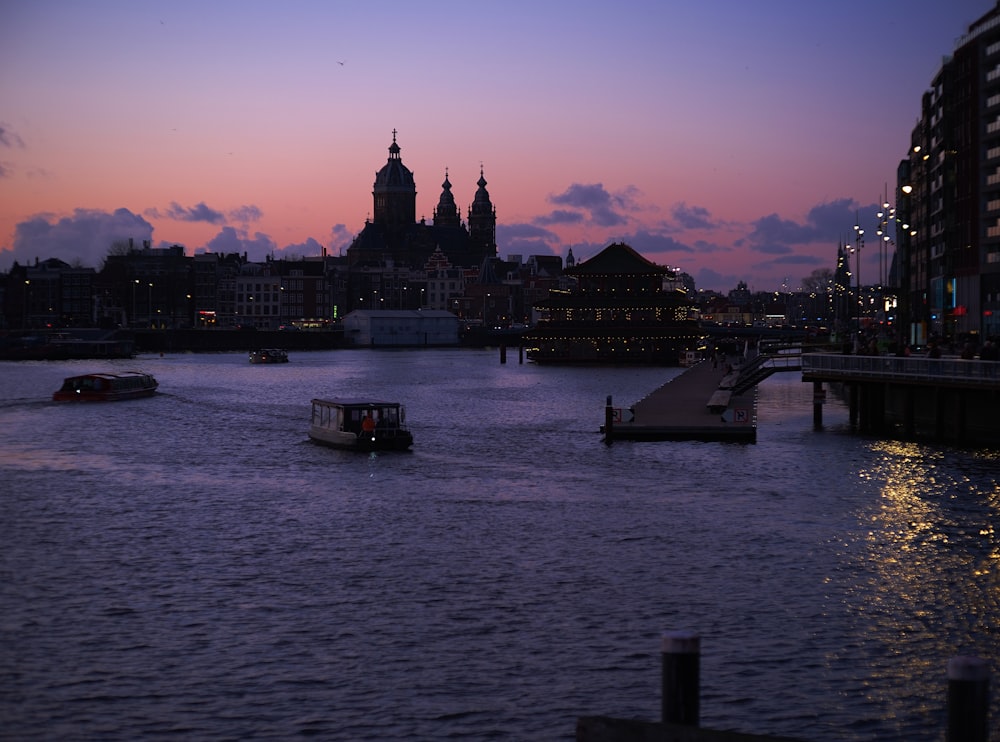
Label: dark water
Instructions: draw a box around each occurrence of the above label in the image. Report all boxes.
[1,349,998,741]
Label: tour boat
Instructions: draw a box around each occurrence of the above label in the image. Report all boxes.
[249,348,288,364]
[308,398,413,451]
[53,371,158,401]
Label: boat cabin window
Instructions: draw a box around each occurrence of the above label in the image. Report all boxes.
[312,402,403,434]
[312,403,332,428]
[345,408,374,432]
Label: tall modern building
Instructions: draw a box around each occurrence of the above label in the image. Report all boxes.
[900,2,1000,344]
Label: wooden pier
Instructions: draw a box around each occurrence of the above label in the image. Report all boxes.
[603,360,756,443]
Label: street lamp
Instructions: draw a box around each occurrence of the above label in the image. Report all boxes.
[897,181,916,349]
[875,194,894,330]
[148,282,154,328]
[875,206,885,290]
[852,217,864,336]
[133,279,139,327]
[23,280,30,329]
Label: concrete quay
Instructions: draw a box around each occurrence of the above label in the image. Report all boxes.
[603,359,756,443]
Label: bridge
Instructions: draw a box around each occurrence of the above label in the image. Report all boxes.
[600,338,1000,445]
[800,353,1000,388]
[731,347,1000,445]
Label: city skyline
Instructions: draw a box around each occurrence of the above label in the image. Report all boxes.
[0,0,993,292]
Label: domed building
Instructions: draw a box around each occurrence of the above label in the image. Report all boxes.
[346,131,497,270]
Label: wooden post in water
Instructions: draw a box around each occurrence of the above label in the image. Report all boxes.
[948,655,989,742]
[500,344,507,364]
[661,631,699,726]
[812,380,824,429]
[604,395,614,444]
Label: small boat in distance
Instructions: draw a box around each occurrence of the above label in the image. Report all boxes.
[249,348,288,364]
[53,372,158,402]
[308,398,413,451]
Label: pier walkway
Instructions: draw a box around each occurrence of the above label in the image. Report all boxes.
[603,359,757,443]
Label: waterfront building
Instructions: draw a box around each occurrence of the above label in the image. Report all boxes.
[101,243,194,329]
[423,247,467,312]
[6,258,87,329]
[899,2,1000,344]
[525,242,701,364]
[341,309,459,346]
[232,265,282,329]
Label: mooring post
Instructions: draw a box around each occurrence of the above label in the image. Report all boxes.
[661,631,699,726]
[500,344,507,364]
[812,380,824,429]
[948,655,989,742]
[604,395,614,444]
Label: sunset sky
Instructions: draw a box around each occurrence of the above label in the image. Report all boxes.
[1,1,994,292]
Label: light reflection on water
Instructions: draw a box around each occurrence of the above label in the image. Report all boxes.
[0,349,998,741]
[843,441,1000,738]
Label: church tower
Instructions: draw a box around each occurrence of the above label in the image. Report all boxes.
[372,130,416,228]
[432,169,461,227]
[468,167,497,258]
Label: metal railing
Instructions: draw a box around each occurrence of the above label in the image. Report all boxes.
[802,353,1000,387]
[729,352,802,394]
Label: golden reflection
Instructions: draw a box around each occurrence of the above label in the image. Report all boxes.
[840,439,1000,719]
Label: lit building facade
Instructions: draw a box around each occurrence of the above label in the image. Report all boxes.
[525,242,700,364]
[900,2,1000,344]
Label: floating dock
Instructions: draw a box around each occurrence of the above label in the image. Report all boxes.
[603,360,756,443]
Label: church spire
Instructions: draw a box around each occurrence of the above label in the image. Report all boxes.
[433,167,461,227]
[468,165,496,259]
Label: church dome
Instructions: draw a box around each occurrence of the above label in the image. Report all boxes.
[374,131,415,190]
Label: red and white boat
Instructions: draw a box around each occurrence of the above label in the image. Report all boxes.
[53,372,158,402]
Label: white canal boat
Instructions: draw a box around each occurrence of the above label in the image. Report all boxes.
[308,398,413,451]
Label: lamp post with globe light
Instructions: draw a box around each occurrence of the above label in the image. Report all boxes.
[875,189,895,331]
[852,216,864,338]
[896,164,916,350]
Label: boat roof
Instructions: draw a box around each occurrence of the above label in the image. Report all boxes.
[311,397,402,408]
[64,371,153,380]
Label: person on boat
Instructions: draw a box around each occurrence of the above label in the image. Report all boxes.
[361,413,376,434]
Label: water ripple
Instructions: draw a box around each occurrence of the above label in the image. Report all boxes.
[1,351,997,740]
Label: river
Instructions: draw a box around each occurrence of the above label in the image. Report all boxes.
[1,348,997,740]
